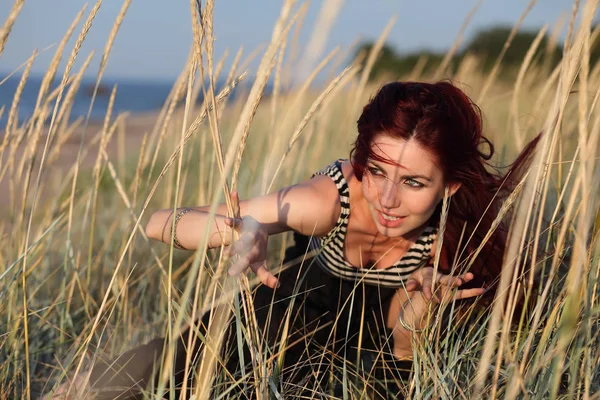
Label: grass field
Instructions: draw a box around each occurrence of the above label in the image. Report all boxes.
[1,0,599,399]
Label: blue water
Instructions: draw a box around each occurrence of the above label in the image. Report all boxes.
[0,74,256,129]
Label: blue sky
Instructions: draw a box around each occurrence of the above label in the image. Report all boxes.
[0,0,579,81]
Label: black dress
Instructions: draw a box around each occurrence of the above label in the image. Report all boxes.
[88,160,437,399]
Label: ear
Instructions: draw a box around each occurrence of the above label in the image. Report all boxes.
[446,182,462,197]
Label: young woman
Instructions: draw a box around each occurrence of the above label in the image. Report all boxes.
[70,81,539,399]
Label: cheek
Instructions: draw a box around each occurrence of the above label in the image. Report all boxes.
[362,180,377,202]
[403,190,441,214]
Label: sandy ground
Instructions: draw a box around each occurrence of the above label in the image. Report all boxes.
[0,112,160,217]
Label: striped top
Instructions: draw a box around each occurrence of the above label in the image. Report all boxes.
[309,160,438,288]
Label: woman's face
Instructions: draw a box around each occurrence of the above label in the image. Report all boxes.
[361,134,459,239]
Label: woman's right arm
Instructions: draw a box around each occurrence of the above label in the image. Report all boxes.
[145,174,341,251]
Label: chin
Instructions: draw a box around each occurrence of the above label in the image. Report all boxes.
[376,219,426,240]
[378,229,405,239]
[376,224,409,238]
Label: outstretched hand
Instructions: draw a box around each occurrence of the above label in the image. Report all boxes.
[396,267,486,334]
[404,267,486,304]
[223,191,279,289]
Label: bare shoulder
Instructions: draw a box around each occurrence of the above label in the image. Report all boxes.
[339,159,362,203]
[283,171,342,236]
[431,235,438,258]
[236,165,342,237]
[339,159,355,182]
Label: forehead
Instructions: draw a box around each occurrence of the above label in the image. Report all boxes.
[369,134,441,175]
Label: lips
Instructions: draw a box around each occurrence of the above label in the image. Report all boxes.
[376,210,406,228]
[377,209,402,218]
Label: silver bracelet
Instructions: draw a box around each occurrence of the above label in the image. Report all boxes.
[172,208,193,249]
[398,300,424,333]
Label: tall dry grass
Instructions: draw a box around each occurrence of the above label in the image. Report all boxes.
[0,0,599,399]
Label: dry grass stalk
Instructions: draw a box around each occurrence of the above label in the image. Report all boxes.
[107,73,247,397]
[7,4,98,383]
[563,0,581,57]
[0,0,25,59]
[45,0,103,142]
[0,49,36,162]
[31,6,86,131]
[228,0,297,193]
[281,2,310,89]
[432,0,483,80]
[45,1,102,262]
[349,16,396,125]
[158,27,201,399]
[267,65,355,193]
[549,2,600,397]
[167,3,303,396]
[11,7,85,193]
[261,46,341,193]
[145,59,193,186]
[130,132,149,206]
[510,25,549,148]
[296,0,344,81]
[475,2,597,397]
[190,4,271,393]
[99,0,131,79]
[66,0,132,176]
[476,0,536,104]
[194,0,230,209]
[47,54,95,161]
[270,34,287,132]
[82,85,118,271]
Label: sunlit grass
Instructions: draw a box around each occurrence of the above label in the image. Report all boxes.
[0,0,599,399]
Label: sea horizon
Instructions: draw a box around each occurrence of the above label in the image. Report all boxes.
[0,73,269,130]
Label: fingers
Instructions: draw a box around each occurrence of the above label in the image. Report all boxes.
[437,274,463,287]
[227,257,279,289]
[225,189,242,231]
[453,287,486,301]
[231,190,241,219]
[224,216,243,231]
[404,279,418,292]
[415,270,467,300]
[436,272,485,303]
[225,233,254,257]
[228,254,252,276]
[250,261,279,289]
[425,271,483,304]
[422,276,433,301]
[430,271,477,289]
[433,271,474,286]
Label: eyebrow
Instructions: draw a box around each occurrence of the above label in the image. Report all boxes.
[368,160,433,182]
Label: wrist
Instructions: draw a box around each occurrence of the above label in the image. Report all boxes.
[399,293,436,333]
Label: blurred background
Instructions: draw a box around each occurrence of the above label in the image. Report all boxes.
[0,0,585,125]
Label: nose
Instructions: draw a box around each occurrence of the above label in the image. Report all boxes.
[378,180,401,209]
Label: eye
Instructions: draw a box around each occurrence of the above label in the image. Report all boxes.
[367,166,385,177]
[404,178,424,188]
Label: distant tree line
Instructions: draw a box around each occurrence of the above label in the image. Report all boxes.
[354,25,600,80]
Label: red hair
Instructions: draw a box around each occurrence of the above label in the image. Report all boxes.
[351,81,540,307]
